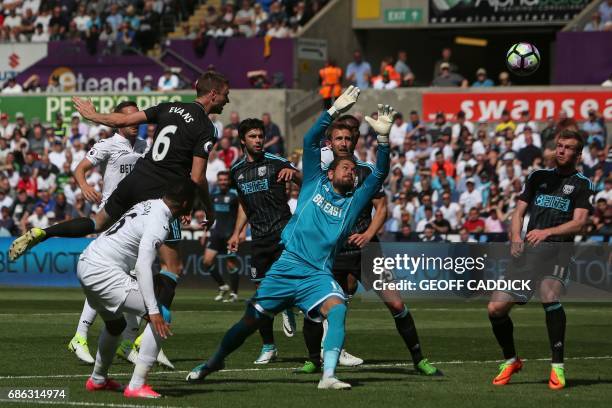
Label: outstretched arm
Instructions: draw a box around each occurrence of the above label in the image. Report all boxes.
[303,86,361,182]
[73,97,147,127]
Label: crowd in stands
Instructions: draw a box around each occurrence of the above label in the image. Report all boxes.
[343,48,518,89]
[583,0,612,31]
[0,105,609,241]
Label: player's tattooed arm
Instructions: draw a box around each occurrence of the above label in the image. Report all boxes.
[72,97,147,127]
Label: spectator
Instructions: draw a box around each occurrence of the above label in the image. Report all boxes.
[268,1,287,23]
[262,113,284,155]
[396,223,419,242]
[416,206,435,232]
[73,4,91,32]
[205,149,227,188]
[266,19,288,38]
[433,47,458,78]
[585,11,603,31]
[2,77,23,94]
[498,71,512,86]
[463,207,485,233]
[431,150,455,178]
[34,7,51,30]
[582,109,605,148]
[494,110,516,135]
[459,178,482,213]
[515,110,539,134]
[31,23,48,42]
[17,168,37,197]
[458,227,477,243]
[372,70,399,90]
[291,1,313,27]
[451,110,475,140]
[157,68,179,91]
[235,0,255,37]
[253,3,268,26]
[26,205,49,229]
[439,191,462,231]
[345,50,371,89]
[432,62,467,87]
[49,6,68,36]
[431,210,451,234]
[394,50,414,86]
[218,131,240,168]
[389,113,409,149]
[429,112,451,141]
[319,59,342,109]
[106,4,123,33]
[421,223,443,242]
[472,68,494,87]
[0,206,17,235]
[117,21,136,53]
[484,205,505,233]
[69,193,91,219]
[46,75,61,92]
[599,0,612,23]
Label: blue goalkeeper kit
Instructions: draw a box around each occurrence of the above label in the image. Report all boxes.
[252,111,390,320]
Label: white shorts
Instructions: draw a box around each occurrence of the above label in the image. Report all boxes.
[77,259,145,320]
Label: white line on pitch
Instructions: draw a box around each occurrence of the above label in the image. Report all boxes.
[0,355,610,380]
[0,399,196,408]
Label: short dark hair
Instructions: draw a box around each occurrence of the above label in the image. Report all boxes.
[557,129,584,152]
[326,120,354,142]
[217,170,230,178]
[114,101,138,113]
[165,179,197,208]
[328,155,356,171]
[238,118,265,141]
[195,71,229,97]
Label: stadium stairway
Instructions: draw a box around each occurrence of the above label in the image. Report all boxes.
[167,0,222,39]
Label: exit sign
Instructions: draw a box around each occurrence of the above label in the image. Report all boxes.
[384,8,423,24]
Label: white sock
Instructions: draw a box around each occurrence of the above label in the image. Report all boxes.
[91,327,121,384]
[121,314,141,343]
[552,363,564,369]
[128,324,161,389]
[321,319,328,345]
[76,299,98,338]
[505,357,517,364]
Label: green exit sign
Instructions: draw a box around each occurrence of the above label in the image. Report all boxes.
[384,8,423,23]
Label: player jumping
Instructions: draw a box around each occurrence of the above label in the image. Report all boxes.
[9,71,230,332]
[487,130,593,390]
[186,86,393,389]
[300,114,441,376]
[66,101,173,369]
[77,180,196,398]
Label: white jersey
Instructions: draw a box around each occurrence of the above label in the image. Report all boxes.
[85,134,147,207]
[79,199,172,314]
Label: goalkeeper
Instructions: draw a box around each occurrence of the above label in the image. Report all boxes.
[186,86,393,390]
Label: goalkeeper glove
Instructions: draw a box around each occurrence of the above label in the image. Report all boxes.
[327,85,360,118]
[364,104,397,145]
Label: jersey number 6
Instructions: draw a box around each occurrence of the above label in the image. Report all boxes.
[152,125,177,161]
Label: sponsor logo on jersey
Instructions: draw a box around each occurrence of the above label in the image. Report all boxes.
[562,185,575,195]
[168,106,194,123]
[239,179,269,195]
[258,166,267,177]
[535,194,570,212]
[312,193,343,218]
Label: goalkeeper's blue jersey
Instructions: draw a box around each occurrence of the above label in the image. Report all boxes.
[278,111,389,276]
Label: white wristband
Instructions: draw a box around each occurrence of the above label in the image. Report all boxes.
[377,135,389,145]
[327,106,339,119]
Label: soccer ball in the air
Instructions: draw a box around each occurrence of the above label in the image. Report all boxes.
[506,42,540,76]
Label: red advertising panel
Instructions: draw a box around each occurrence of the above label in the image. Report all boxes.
[423,90,612,122]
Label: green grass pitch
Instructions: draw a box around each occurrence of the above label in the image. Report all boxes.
[0,287,611,408]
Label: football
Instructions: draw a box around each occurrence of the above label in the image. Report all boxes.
[506,42,541,76]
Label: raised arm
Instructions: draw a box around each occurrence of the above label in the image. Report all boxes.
[73,97,147,127]
[303,86,361,182]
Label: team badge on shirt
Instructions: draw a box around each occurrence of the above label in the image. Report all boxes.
[204,141,213,153]
[562,185,574,195]
[258,166,267,177]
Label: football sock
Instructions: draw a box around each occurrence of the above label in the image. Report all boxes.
[44,217,96,238]
[322,303,346,379]
[91,327,121,384]
[129,324,160,389]
[121,314,141,343]
[228,264,240,294]
[489,314,517,360]
[76,299,97,338]
[208,316,261,368]
[543,302,565,364]
[303,318,324,366]
[208,264,225,287]
[259,316,275,346]
[393,305,423,365]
